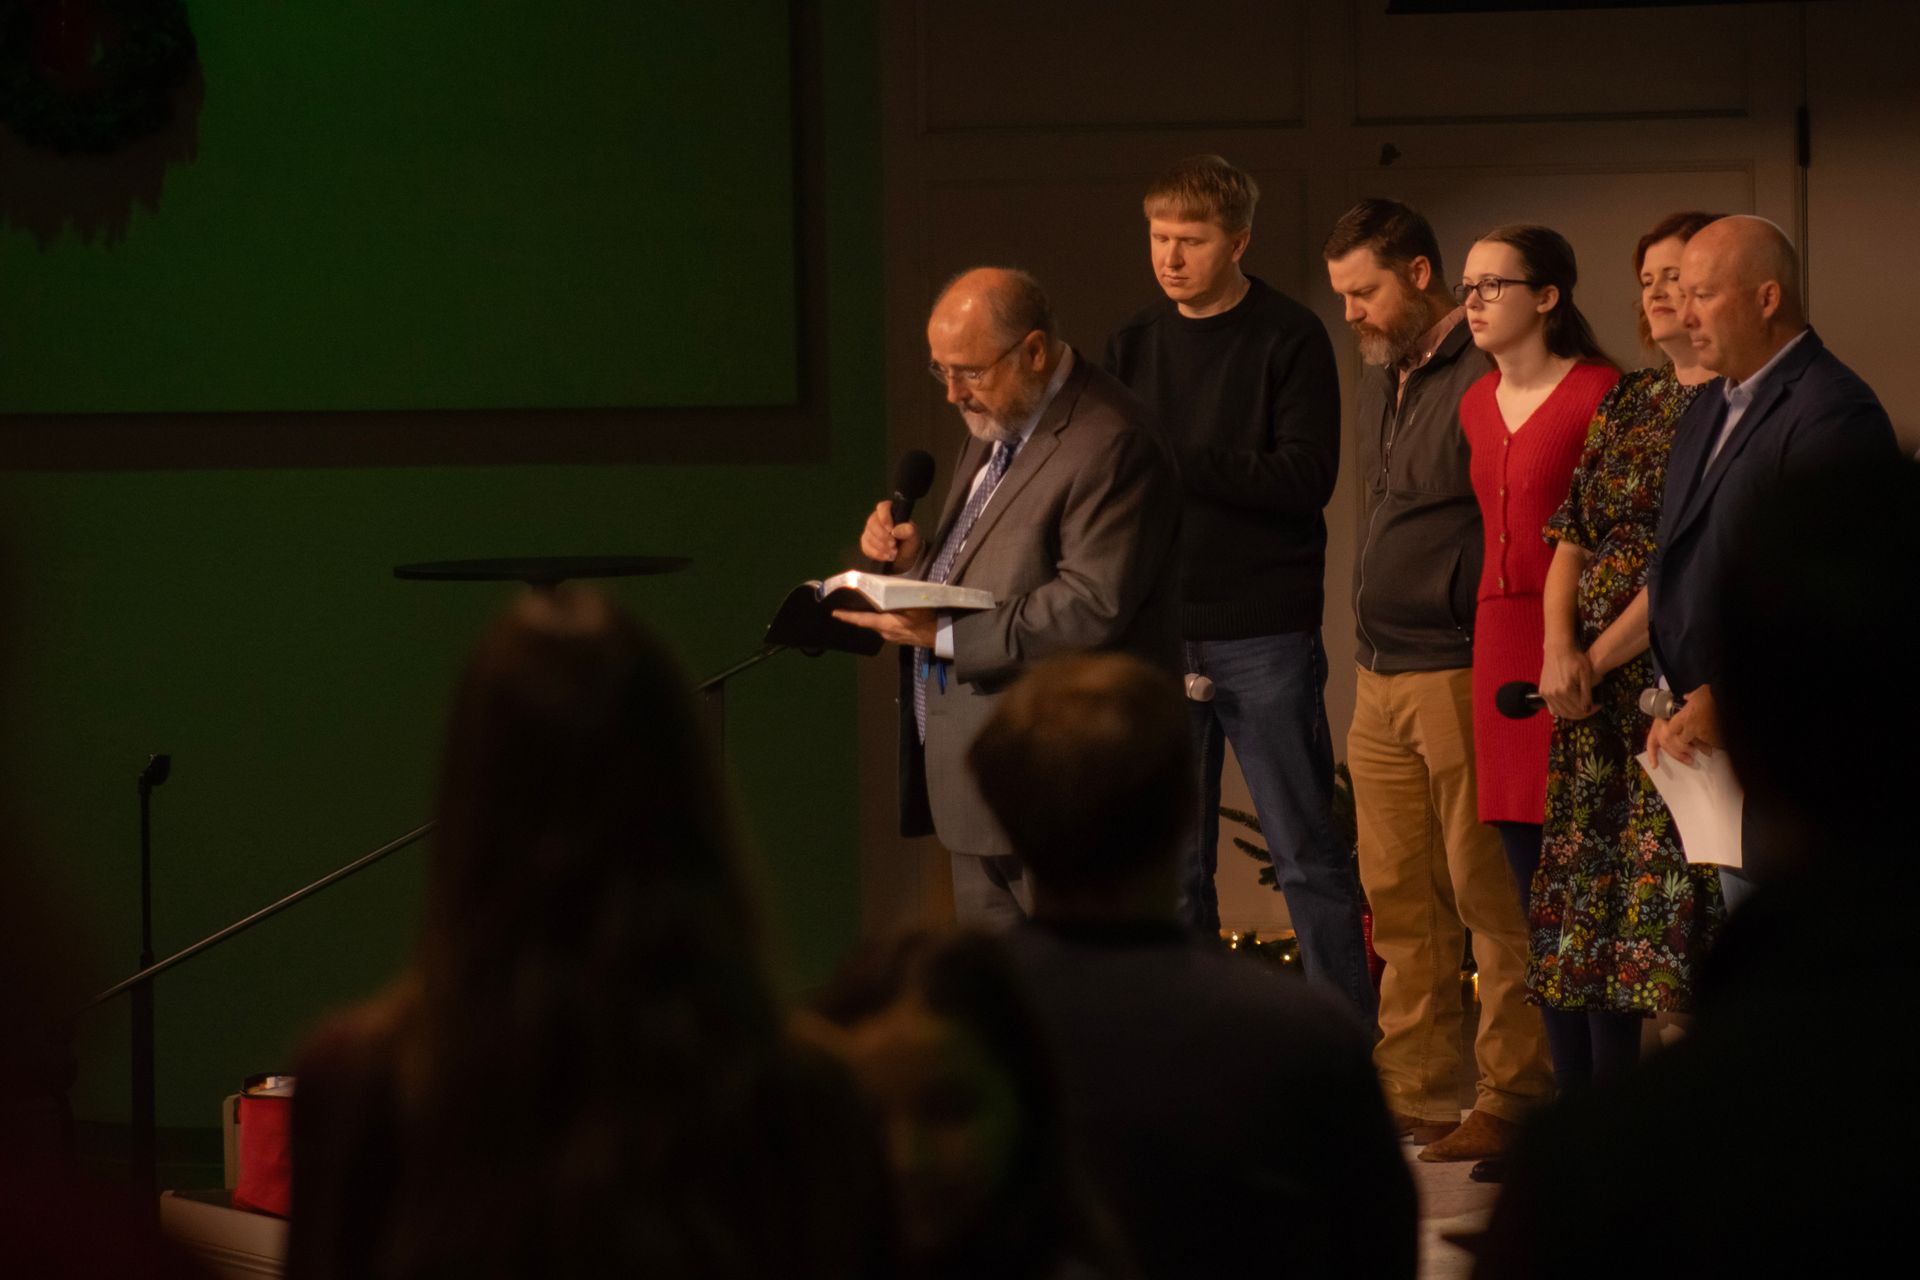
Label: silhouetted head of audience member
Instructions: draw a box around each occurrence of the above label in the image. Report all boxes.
[370,587,811,1275]
[1715,456,1920,871]
[427,586,761,991]
[809,929,1124,1280]
[968,653,1193,920]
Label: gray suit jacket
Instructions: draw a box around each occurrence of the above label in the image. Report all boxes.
[899,352,1182,858]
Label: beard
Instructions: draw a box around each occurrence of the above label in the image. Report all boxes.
[1351,292,1435,368]
[958,372,1044,444]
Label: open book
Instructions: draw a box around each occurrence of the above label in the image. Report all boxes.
[762,573,997,656]
[811,570,995,614]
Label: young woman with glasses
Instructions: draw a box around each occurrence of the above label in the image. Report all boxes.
[1454,224,1620,1118]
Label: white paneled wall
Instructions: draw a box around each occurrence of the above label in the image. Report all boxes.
[866,0,1866,929]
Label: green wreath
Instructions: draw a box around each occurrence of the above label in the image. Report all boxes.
[0,0,197,156]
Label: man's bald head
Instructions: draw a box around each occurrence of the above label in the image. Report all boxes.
[926,267,1062,444]
[931,266,1056,348]
[1679,215,1809,382]
[1692,216,1804,322]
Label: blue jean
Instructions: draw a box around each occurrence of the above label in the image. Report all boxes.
[1186,630,1378,1021]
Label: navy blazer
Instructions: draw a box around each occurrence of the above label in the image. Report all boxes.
[1648,329,1895,694]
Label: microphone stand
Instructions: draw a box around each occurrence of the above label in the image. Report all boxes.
[91,638,804,1011]
[692,645,787,759]
[91,821,437,1010]
[130,753,170,1208]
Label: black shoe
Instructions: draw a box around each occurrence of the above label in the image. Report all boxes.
[1468,1157,1507,1183]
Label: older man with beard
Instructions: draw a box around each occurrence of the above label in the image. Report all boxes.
[1323,201,1552,1165]
[840,267,1181,925]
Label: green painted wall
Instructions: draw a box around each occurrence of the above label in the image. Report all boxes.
[0,1,800,411]
[0,1,881,1130]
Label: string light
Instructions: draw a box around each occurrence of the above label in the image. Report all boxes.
[1219,930,1303,969]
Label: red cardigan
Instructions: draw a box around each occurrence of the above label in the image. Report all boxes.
[1462,361,1620,824]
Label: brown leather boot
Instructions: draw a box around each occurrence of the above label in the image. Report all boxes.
[1417,1108,1520,1162]
[1389,1109,1461,1146]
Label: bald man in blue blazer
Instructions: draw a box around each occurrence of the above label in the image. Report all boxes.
[1647,216,1896,892]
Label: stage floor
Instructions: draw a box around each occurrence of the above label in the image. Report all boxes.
[1411,1145,1497,1279]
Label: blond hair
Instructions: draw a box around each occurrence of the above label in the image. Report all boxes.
[1142,154,1259,234]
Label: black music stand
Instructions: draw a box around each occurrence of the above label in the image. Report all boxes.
[393,554,692,588]
[683,581,885,753]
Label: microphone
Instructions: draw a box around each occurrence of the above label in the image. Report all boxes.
[1639,687,1684,719]
[138,753,172,790]
[1184,673,1215,703]
[1495,681,1545,720]
[875,449,936,571]
[889,449,936,526]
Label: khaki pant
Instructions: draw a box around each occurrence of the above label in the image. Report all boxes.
[1349,665,1552,1123]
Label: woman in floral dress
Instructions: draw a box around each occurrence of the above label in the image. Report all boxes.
[1529,211,1728,1090]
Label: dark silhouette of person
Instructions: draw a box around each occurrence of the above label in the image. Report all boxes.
[287,588,891,1280]
[810,928,1133,1280]
[969,652,1417,1278]
[1475,456,1920,1277]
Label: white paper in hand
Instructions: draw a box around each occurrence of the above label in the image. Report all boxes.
[1636,747,1745,869]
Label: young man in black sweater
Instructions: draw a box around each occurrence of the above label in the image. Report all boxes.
[1105,155,1375,1020]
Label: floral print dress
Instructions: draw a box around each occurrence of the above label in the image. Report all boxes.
[1529,365,1725,1014]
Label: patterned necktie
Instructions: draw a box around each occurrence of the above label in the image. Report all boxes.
[914,438,1019,743]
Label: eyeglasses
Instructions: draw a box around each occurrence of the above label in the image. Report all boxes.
[928,336,1026,387]
[1452,277,1539,304]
